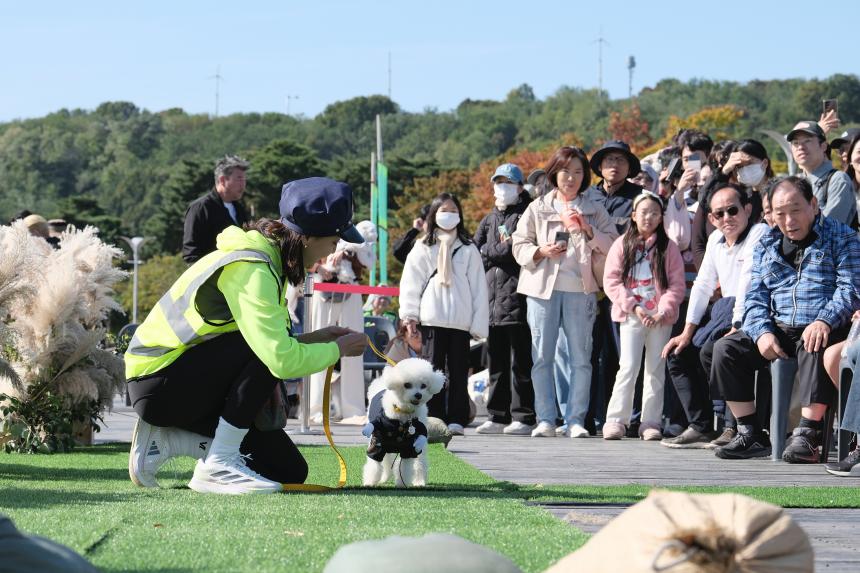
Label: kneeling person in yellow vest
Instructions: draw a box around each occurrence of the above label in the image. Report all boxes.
[125,177,368,495]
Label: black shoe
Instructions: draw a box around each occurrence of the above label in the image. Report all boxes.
[824,448,860,477]
[625,421,640,438]
[781,427,822,464]
[714,426,771,459]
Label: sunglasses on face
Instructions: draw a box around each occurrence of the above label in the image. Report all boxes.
[711,205,740,220]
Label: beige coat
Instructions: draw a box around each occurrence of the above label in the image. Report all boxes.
[512,190,618,299]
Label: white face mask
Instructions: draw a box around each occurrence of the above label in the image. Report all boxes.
[435,212,460,231]
[493,183,520,207]
[737,163,766,186]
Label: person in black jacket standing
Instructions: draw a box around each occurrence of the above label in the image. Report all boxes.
[392,204,430,264]
[182,155,250,263]
[473,163,536,435]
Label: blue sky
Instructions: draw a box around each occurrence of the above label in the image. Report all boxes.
[2,1,853,122]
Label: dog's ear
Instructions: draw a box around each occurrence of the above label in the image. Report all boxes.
[429,369,446,395]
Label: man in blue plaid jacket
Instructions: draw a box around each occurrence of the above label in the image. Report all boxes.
[710,176,860,462]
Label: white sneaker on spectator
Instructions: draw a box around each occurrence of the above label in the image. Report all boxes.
[503,421,534,436]
[569,424,590,438]
[475,421,505,434]
[188,454,281,495]
[530,421,556,437]
[129,419,210,488]
[447,423,465,436]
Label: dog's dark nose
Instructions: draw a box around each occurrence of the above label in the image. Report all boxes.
[414,393,422,400]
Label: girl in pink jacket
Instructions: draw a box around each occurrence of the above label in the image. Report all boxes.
[602,192,686,441]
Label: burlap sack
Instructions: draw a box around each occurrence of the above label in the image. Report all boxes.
[544,491,813,573]
[323,533,523,573]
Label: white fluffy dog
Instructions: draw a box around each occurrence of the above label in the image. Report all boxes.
[362,358,446,487]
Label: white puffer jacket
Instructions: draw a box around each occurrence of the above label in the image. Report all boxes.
[398,238,489,339]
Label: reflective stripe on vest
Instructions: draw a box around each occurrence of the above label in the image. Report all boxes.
[126,249,279,359]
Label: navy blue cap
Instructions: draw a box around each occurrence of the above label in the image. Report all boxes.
[279,177,364,243]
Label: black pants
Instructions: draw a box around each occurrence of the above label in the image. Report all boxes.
[587,297,620,429]
[667,337,716,432]
[420,326,470,426]
[127,331,308,484]
[485,324,535,425]
[712,324,847,408]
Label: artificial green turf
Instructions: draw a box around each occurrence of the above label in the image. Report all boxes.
[1,443,856,573]
[0,444,585,573]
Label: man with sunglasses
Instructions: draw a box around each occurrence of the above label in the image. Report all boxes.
[661,184,769,448]
[710,176,860,462]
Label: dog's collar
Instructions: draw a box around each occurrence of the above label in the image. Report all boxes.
[393,404,416,415]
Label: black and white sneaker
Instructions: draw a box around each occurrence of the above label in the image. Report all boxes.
[129,419,211,488]
[825,449,860,477]
[781,427,821,464]
[714,426,771,459]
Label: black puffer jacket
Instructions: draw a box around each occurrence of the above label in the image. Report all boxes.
[473,192,532,326]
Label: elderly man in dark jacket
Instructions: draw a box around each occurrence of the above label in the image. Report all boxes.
[472,163,536,435]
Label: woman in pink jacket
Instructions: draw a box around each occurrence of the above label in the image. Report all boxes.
[602,192,686,440]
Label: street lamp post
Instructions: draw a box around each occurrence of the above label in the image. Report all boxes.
[120,236,148,324]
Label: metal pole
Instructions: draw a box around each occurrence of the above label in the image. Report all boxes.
[376,114,383,163]
[300,272,315,434]
[132,247,140,323]
[121,236,147,324]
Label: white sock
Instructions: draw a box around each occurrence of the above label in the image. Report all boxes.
[205,418,248,463]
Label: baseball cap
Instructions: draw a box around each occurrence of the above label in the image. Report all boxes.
[786,121,826,142]
[490,163,524,184]
[279,177,364,243]
[830,128,860,150]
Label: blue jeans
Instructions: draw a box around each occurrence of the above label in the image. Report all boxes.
[555,329,570,420]
[841,339,860,434]
[527,291,597,427]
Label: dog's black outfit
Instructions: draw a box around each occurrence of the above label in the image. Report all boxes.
[365,392,428,462]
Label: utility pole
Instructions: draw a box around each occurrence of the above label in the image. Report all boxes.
[593,30,610,99]
[627,55,636,98]
[286,94,299,116]
[387,51,392,101]
[208,65,224,117]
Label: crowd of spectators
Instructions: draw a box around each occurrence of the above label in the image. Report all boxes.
[391,115,860,478]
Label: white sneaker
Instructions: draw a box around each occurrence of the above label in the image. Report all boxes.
[447,423,465,436]
[475,421,505,434]
[503,421,534,436]
[129,419,210,488]
[530,421,556,437]
[188,454,281,495]
[569,424,590,438]
[555,424,570,437]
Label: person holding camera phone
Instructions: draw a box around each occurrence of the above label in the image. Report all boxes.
[675,130,715,214]
[512,147,618,439]
[473,163,537,436]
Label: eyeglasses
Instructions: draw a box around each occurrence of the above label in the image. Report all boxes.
[790,138,820,149]
[711,205,740,219]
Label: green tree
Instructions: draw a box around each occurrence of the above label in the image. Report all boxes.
[247,139,325,217]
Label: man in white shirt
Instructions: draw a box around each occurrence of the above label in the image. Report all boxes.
[660,184,769,448]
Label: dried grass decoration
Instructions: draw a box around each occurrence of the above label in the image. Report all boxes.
[0,221,127,453]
